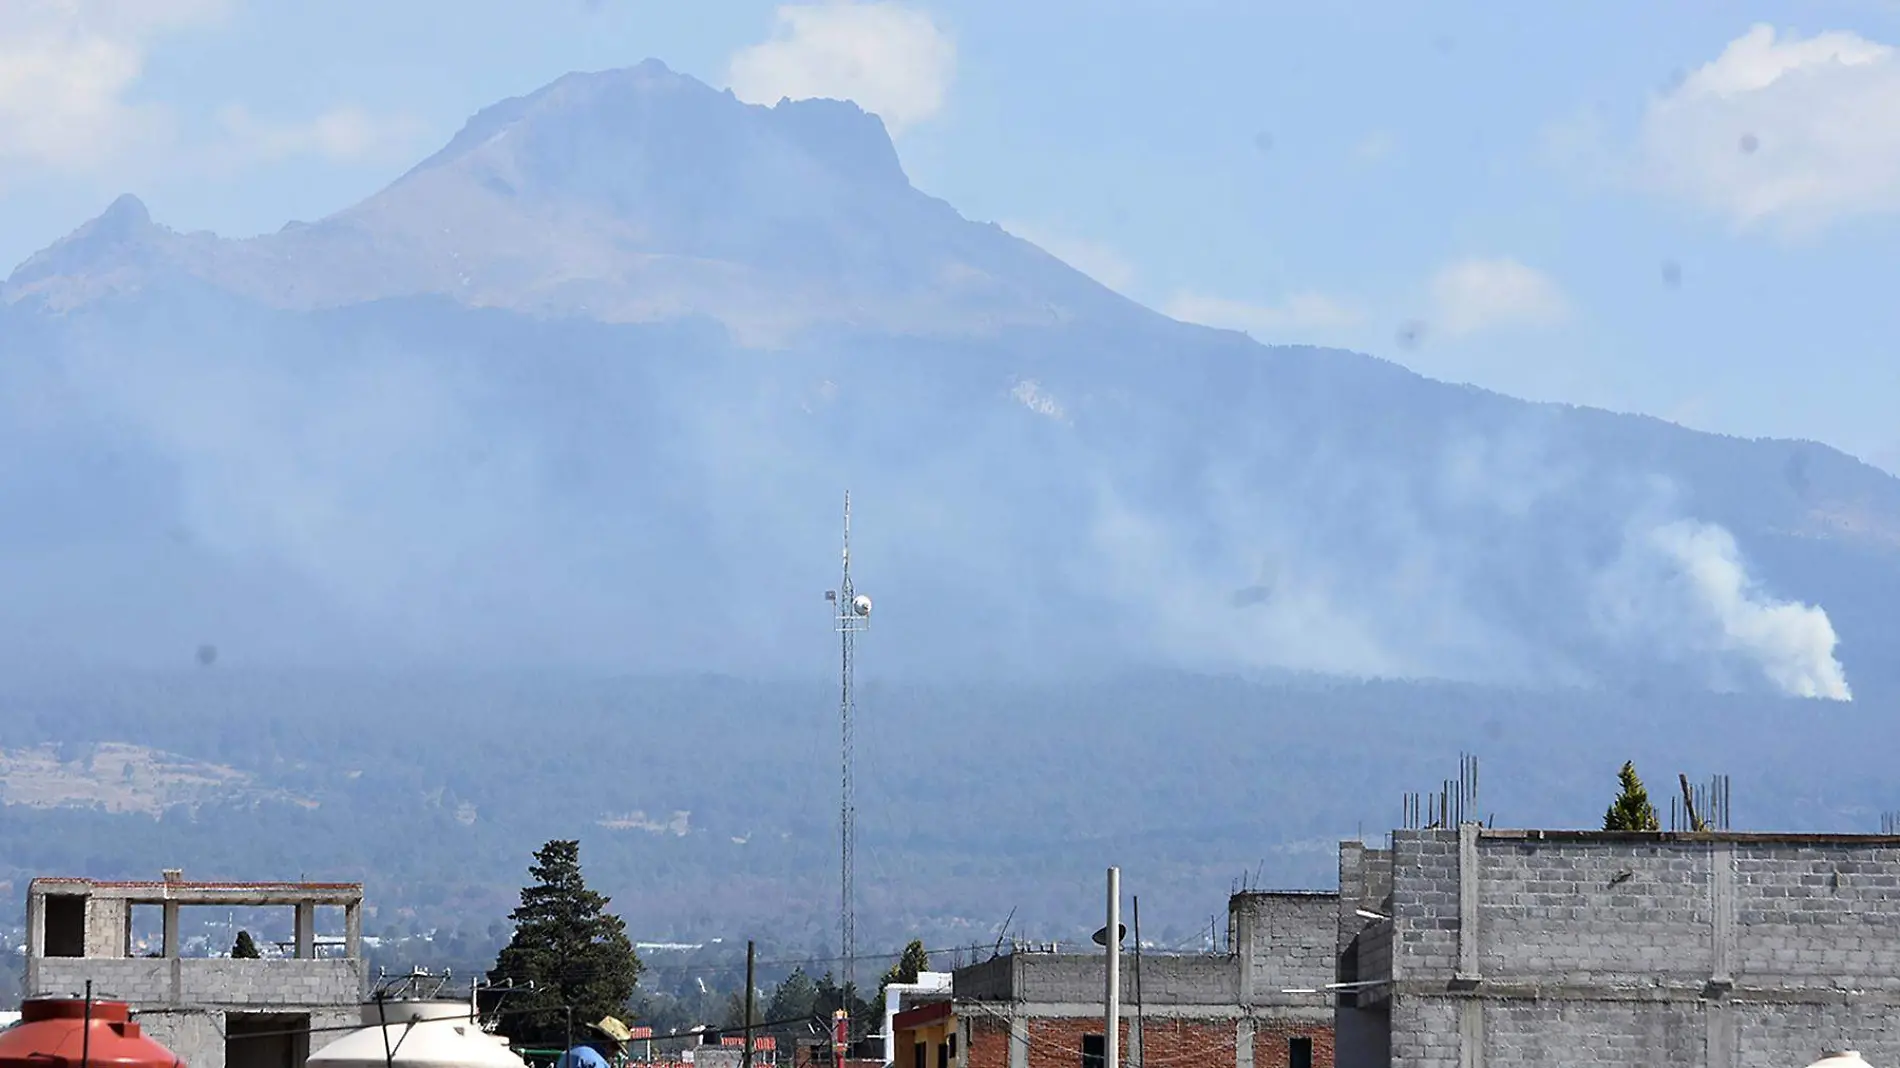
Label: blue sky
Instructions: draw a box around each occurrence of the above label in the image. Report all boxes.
[4,0,1899,470]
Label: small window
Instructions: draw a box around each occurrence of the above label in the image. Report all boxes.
[1289,1036,1314,1068]
[914,1042,927,1068]
[937,1042,949,1068]
[1081,1034,1105,1068]
[949,1035,958,1059]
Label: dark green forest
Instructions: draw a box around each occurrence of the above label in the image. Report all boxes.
[0,669,1890,963]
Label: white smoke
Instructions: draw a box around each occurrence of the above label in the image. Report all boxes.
[1594,517,1852,701]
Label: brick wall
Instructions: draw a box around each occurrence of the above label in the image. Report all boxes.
[966,1015,1014,1068]
[1251,1019,1334,1068]
[1373,830,1900,1068]
[999,953,1239,1006]
[959,1014,1333,1068]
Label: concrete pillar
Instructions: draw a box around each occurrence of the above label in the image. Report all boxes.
[1706,1003,1734,1068]
[24,891,45,993]
[1455,824,1480,983]
[1711,842,1735,986]
[25,891,45,957]
[295,902,316,958]
[1007,1015,1028,1068]
[1234,1019,1254,1068]
[344,902,363,960]
[1458,1000,1484,1068]
[1234,899,1256,1003]
[163,901,180,958]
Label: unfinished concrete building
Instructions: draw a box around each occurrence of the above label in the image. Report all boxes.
[942,890,1338,1068]
[1335,828,1900,1068]
[24,871,366,1068]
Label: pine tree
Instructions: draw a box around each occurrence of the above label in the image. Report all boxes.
[1603,761,1661,831]
[878,940,930,994]
[766,968,819,1023]
[486,840,643,1048]
[811,971,874,1027]
[231,930,261,959]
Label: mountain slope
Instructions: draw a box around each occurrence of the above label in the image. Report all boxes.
[1,61,1897,698]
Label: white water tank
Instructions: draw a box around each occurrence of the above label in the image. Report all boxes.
[309,1001,529,1068]
[1806,1054,1873,1068]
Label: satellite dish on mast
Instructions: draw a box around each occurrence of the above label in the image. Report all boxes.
[1092,924,1127,947]
[852,594,872,617]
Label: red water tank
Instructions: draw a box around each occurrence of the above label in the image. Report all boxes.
[0,998,183,1068]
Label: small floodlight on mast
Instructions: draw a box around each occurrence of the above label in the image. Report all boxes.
[825,492,871,1017]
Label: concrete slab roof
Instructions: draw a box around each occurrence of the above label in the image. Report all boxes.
[28,876,362,906]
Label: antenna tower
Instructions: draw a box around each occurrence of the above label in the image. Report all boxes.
[825,492,872,999]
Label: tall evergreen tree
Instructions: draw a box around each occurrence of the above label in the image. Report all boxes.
[486,840,643,1047]
[766,968,819,1023]
[231,930,261,959]
[1603,761,1661,831]
[878,940,930,994]
[811,971,874,1027]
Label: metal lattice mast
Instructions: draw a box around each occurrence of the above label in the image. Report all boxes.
[826,492,871,997]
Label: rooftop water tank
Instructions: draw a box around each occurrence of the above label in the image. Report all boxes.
[1807,1054,1874,1068]
[307,1001,527,1068]
[0,998,182,1068]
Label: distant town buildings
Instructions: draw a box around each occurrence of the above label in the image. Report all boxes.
[898,890,1337,1068]
[17,820,1900,1068]
[23,871,364,1068]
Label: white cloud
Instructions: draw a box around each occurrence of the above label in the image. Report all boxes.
[1635,23,1900,230]
[0,1,416,179]
[0,0,223,170]
[998,221,1138,293]
[213,105,425,166]
[1427,257,1570,338]
[727,1,955,134]
[1162,291,1361,339]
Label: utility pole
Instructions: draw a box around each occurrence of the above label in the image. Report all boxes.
[743,940,756,1068]
[1105,867,1120,1068]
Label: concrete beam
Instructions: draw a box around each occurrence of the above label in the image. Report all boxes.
[1382,981,1900,1005]
[28,879,362,908]
[1475,828,1900,846]
[996,1002,1332,1022]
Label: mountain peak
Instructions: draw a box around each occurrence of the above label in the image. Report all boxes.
[3,193,169,304]
[5,61,1140,338]
[402,60,907,197]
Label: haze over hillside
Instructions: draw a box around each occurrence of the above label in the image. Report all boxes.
[2,60,1897,701]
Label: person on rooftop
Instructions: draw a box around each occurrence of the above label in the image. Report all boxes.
[555,1017,631,1068]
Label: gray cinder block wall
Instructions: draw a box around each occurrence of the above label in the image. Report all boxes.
[951,890,1340,1067]
[1338,828,1900,1068]
[24,875,367,1068]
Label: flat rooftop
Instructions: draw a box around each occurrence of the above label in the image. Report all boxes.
[30,876,362,905]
